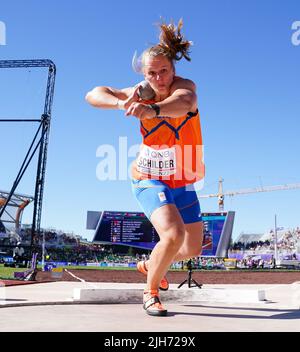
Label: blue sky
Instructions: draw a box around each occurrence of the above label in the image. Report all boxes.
[0,0,299,241]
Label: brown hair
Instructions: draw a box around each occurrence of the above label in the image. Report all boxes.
[142,19,192,66]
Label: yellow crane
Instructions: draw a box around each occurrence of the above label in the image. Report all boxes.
[198,177,300,211]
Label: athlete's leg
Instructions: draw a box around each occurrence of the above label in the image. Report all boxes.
[172,185,203,262]
[142,185,204,274]
[172,221,203,261]
[143,221,203,271]
[146,203,185,291]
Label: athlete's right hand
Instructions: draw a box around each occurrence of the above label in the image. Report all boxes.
[118,86,140,111]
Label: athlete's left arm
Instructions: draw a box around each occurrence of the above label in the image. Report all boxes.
[157,78,197,118]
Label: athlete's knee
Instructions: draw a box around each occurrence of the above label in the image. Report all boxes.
[187,244,202,258]
[162,226,185,250]
[153,215,185,240]
[178,243,202,258]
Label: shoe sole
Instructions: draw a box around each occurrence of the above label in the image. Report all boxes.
[158,284,169,291]
[145,309,168,317]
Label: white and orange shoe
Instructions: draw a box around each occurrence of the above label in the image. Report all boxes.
[143,289,167,317]
[137,260,169,291]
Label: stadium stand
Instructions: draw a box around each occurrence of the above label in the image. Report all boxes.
[228,227,300,268]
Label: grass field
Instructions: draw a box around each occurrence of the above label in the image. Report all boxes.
[0,265,29,280]
[62,265,136,270]
[0,264,138,279]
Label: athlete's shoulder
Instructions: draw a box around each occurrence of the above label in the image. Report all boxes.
[171,76,196,93]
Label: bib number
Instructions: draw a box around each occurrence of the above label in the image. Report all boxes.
[136,145,176,176]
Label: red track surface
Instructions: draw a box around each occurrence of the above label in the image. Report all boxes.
[2,269,300,286]
[37,269,300,285]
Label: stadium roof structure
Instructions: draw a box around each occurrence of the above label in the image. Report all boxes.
[0,189,34,235]
[235,233,264,244]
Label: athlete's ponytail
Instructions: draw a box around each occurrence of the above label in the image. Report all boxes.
[157,18,192,62]
[132,19,192,73]
[145,19,192,63]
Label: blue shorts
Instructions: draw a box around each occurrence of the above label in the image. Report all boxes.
[131,178,202,224]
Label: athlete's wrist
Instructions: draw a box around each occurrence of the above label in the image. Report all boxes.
[116,98,125,110]
[148,103,160,117]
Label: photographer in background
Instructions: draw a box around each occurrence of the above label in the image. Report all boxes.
[13,241,27,267]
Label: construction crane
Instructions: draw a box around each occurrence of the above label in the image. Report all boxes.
[198,177,300,211]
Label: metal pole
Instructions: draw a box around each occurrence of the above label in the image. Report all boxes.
[41,230,45,271]
[274,214,278,263]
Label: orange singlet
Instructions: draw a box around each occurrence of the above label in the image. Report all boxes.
[131,105,205,189]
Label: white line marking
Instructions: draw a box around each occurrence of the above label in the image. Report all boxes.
[64,269,85,282]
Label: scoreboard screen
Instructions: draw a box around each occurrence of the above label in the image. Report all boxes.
[201,213,227,256]
[93,211,160,250]
[92,210,233,255]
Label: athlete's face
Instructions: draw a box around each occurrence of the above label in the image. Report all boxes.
[143,55,175,96]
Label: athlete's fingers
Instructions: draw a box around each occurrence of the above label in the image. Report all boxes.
[126,102,143,117]
[139,105,156,120]
[134,105,146,119]
[124,86,141,111]
[125,102,138,116]
[139,108,147,120]
[125,102,152,119]
[125,109,132,117]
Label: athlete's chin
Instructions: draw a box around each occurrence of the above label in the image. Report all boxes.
[156,86,168,93]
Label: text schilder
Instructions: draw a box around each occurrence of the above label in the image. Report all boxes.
[137,145,176,177]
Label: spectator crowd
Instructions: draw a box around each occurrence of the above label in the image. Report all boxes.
[1,226,299,270]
